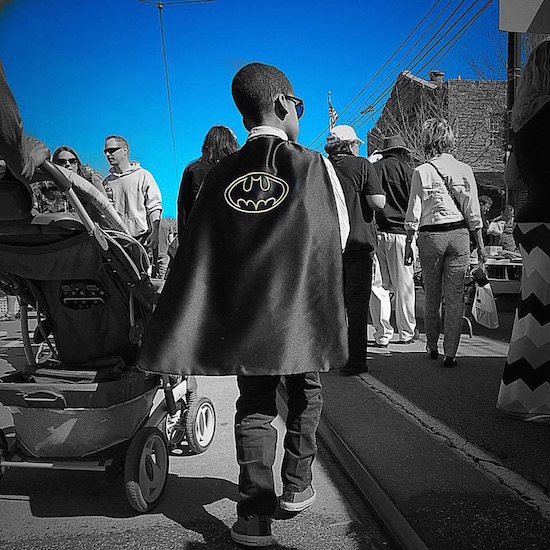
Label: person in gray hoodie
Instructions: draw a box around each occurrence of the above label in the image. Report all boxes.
[102,135,162,250]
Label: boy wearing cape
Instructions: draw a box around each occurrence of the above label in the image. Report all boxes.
[137,62,350,547]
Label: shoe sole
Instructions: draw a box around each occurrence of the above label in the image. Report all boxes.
[279,489,316,512]
[230,529,274,547]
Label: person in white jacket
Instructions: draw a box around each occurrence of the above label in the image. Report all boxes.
[102,135,162,250]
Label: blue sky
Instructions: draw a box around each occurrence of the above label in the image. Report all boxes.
[0,0,502,217]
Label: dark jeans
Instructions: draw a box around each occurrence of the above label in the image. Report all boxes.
[343,251,374,366]
[235,372,323,516]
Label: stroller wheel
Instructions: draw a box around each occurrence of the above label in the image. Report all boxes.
[184,397,216,454]
[124,427,169,512]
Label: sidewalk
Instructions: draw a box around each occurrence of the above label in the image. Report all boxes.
[0,318,392,550]
[320,292,550,549]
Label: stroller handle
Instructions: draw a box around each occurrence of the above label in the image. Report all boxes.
[41,160,129,235]
[41,160,97,234]
[41,160,72,192]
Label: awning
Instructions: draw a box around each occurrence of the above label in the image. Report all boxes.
[475,171,505,189]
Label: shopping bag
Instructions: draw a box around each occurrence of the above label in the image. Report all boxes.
[471,283,499,329]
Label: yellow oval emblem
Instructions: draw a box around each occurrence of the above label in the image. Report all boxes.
[224,172,289,213]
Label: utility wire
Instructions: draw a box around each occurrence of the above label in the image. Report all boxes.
[157,2,179,177]
[415,0,493,78]
[352,2,489,134]
[307,0,445,148]
[310,0,495,150]
[344,0,474,131]
[139,0,215,178]
[313,0,490,147]
[342,0,462,131]
[352,0,493,135]
[436,4,498,75]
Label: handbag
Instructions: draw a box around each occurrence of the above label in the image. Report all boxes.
[471,283,499,329]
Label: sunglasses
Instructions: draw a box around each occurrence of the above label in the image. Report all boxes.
[285,95,304,119]
[104,146,123,155]
[55,157,78,166]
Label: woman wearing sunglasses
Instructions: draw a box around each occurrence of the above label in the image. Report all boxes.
[53,146,105,193]
[32,146,106,213]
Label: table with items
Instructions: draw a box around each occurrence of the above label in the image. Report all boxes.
[473,247,522,294]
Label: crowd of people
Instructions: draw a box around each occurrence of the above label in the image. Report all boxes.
[1,37,550,547]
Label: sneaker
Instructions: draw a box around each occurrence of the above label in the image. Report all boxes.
[339,362,368,376]
[279,485,316,512]
[443,356,458,368]
[426,346,439,360]
[230,515,273,547]
[373,341,389,348]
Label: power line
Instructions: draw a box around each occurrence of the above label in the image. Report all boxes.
[309,0,494,151]
[342,0,462,131]
[344,0,474,131]
[353,2,490,134]
[308,0,458,148]
[352,0,494,135]
[307,0,446,149]
[311,0,493,150]
[139,0,215,178]
[157,2,179,177]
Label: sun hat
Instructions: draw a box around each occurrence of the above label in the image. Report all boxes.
[326,125,363,145]
[378,135,410,153]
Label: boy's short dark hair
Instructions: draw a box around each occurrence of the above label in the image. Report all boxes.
[232,62,293,123]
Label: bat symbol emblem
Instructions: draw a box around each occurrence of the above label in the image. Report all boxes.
[224,172,289,213]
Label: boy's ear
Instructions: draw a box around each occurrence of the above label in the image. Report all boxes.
[274,94,289,121]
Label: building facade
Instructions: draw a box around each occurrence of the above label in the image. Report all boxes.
[367,70,508,217]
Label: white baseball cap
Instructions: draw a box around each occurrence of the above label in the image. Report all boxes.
[326,125,363,145]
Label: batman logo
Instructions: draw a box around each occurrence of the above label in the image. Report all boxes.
[224,172,289,214]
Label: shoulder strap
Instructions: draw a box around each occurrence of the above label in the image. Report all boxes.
[427,161,463,217]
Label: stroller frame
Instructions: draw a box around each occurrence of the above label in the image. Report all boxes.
[0,162,216,512]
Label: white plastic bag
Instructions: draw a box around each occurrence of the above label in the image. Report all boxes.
[472,283,499,329]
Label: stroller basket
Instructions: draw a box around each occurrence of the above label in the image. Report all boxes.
[0,372,160,458]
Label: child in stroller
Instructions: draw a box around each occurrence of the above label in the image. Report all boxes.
[0,161,216,512]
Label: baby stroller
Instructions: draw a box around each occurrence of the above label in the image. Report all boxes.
[0,162,216,512]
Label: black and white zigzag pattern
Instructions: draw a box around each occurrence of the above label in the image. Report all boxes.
[498,223,550,414]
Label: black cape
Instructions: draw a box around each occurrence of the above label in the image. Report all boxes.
[137,136,348,376]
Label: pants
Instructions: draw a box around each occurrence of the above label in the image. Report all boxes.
[235,372,322,517]
[417,228,469,358]
[343,251,373,366]
[154,253,170,279]
[373,232,417,341]
[370,253,394,345]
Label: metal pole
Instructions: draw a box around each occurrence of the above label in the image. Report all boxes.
[505,31,521,203]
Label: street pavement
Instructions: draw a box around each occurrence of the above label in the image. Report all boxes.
[0,315,392,550]
[319,291,550,549]
[2,289,550,549]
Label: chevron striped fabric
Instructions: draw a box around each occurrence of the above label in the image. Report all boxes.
[497,223,550,423]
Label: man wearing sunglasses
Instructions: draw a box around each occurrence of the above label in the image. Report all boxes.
[102,134,162,252]
[138,62,349,547]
